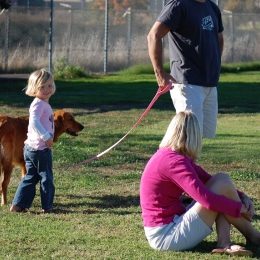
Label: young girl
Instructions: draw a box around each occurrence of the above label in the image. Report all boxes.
[10,69,56,214]
[140,110,260,256]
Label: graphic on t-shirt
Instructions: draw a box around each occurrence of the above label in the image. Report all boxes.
[201,16,214,30]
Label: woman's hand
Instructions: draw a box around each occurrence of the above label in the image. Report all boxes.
[240,194,255,222]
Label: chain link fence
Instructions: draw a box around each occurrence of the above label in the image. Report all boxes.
[0,5,260,73]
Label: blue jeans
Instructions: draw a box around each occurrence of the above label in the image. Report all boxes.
[12,144,55,210]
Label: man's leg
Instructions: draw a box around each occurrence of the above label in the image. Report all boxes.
[170,84,204,137]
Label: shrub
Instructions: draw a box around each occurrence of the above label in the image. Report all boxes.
[54,57,89,79]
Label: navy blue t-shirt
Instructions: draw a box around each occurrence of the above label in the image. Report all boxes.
[157,0,224,86]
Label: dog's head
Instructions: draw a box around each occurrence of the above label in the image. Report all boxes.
[53,110,84,142]
[0,0,11,10]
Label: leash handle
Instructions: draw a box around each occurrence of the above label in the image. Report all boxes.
[156,83,172,95]
[68,83,172,167]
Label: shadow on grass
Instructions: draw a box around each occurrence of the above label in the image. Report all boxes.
[192,241,260,257]
[53,194,140,215]
[86,194,140,208]
[46,193,260,257]
[2,78,260,114]
[192,241,220,254]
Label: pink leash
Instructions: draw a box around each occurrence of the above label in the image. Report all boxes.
[68,83,171,168]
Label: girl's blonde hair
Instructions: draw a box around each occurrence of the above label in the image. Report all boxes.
[24,68,56,97]
[159,110,202,160]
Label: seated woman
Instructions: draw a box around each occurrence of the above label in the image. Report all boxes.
[140,110,260,256]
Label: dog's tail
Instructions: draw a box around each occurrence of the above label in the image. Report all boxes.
[0,116,9,176]
[0,141,2,176]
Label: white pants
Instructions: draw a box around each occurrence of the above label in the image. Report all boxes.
[170,84,218,139]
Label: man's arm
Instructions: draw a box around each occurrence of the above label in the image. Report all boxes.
[218,32,224,57]
[147,21,175,88]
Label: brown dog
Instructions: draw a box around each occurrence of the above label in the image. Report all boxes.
[0,110,84,206]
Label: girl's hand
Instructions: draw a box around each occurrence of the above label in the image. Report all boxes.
[45,138,53,148]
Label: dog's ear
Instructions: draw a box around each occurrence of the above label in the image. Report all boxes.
[53,112,66,142]
[56,114,62,123]
[54,114,64,129]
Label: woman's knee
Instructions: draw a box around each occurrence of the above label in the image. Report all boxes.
[213,172,231,182]
[205,172,231,189]
[207,173,236,196]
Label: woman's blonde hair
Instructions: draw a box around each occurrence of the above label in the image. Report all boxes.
[159,110,202,160]
[24,68,56,97]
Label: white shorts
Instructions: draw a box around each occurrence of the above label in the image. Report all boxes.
[170,84,218,139]
[144,207,212,251]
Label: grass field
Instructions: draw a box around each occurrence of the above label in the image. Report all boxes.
[0,71,260,259]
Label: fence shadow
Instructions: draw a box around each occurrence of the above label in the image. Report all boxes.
[1,77,260,114]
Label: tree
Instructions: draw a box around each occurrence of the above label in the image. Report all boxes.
[89,0,149,10]
[224,0,260,13]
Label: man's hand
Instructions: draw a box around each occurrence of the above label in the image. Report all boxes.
[155,71,176,90]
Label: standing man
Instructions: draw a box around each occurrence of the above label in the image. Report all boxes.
[148,0,224,138]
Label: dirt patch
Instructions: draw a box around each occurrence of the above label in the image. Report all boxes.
[0,74,29,83]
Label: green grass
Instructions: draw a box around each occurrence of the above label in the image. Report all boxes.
[221,61,260,73]
[118,61,260,75]
[1,70,260,259]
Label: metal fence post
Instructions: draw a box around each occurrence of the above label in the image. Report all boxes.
[224,10,234,62]
[230,12,234,62]
[104,0,109,74]
[49,0,53,72]
[127,8,132,66]
[67,9,72,63]
[4,10,9,72]
[60,3,72,63]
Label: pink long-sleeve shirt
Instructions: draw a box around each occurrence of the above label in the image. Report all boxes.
[25,98,54,150]
[140,147,243,227]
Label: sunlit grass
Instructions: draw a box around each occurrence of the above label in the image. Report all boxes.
[1,71,260,259]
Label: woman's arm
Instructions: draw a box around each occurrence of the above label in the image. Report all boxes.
[168,158,242,218]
